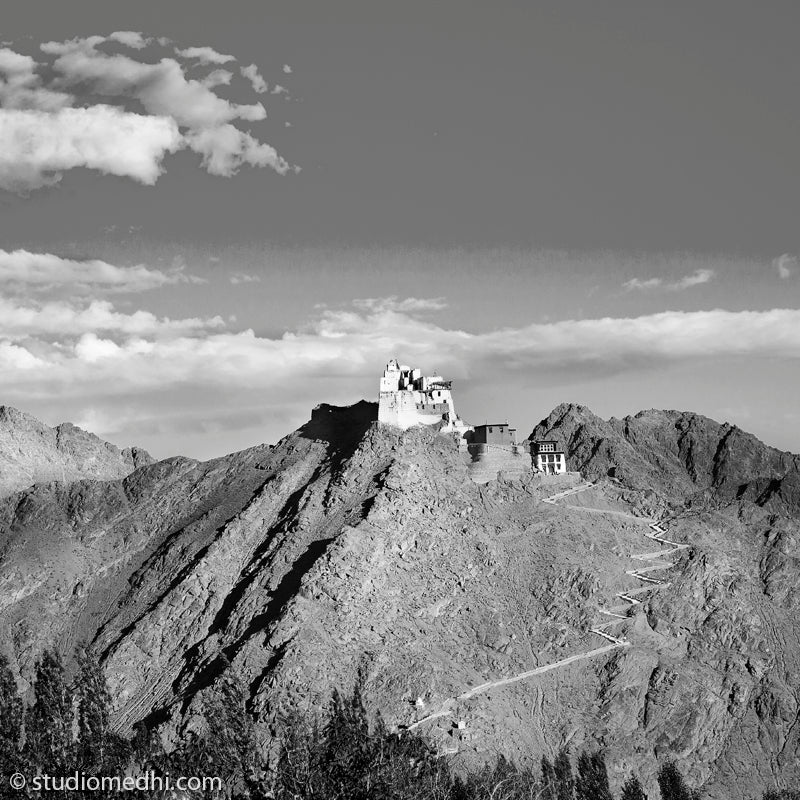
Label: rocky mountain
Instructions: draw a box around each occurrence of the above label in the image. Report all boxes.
[0,401,799,799]
[532,403,800,514]
[0,405,153,497]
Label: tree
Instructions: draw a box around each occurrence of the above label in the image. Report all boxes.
[541,755,557,800]
[657,761,695,800]
[0,655,23,799]
[621,774,648,800]
[24,650,73,774]
[575,752,613,800]
[554,747,575,800]
[273,684,450,800]
[73,652,129,778]
[172,667,264,799]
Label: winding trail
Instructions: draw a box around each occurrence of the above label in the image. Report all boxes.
[403,479,690,732]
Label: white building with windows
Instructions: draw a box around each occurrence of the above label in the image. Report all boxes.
[531,440,567,474]
[378,359,471,435]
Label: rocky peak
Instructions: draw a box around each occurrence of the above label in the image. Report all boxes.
[530,404,800,513]
[0,405,155,498]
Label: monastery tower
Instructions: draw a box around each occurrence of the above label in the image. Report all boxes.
[378,359,471,435]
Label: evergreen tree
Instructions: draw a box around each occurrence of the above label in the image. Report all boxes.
[621,774,648,800]
[575,752,613,800]
[657,761,694,800]
[273,684,450,800]
[200,667,261,795]
[0,655,23,799]
[24,650,73,775]
[73,652,129,778]
[554,747,575,800]
[169,668,264,800]
[541,755,557,800]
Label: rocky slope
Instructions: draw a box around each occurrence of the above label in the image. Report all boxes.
[0,405,152,497]
[531,403,800,514]
[0,402,799,799]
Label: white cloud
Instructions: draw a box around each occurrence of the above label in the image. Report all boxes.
[351,297,448,313]
[0,249,197,293]
[47,43,265,128]
[201,69,234,89]
[671,268,715,290]
[229,272,261,284]
[240,63,267,94]
[184,124,290,176]
[282,64,292,74]
[0,106,182,191]
[108,31,150,49]
[0,46,74,110]
[773,253,797,279]
[622,277,663,291]
[0,34,292,192]
[174,45,235,65]
[2,298,799,457]
[0,296,223,339]
[623,268,715,292]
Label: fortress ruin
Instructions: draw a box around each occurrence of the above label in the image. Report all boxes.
[377,359,568,482]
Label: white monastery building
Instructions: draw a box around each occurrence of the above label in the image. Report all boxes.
[377,358,568,476]
[531,440,567,474]
[378,359,471,435]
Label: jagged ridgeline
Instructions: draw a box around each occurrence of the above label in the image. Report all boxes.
[0,384,799,800]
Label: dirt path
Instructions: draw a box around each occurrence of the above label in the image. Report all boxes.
[403,480,690,732]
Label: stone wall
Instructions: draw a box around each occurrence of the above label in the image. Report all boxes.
[466,443,532,484]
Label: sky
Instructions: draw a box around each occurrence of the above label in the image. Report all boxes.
[0,0,798,459]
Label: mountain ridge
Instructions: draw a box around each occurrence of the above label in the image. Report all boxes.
[531,402,800,514]
[0,400,798,799]
[0,404,154,498]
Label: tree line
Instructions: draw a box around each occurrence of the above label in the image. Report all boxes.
[1,650,796,800]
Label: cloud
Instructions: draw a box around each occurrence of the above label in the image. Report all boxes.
[2,297,800,458]
[229,272,261,284]
[0,47,74,110]
[0,296,223,340]
[201,69,234,89]
[623,268,715,292]
[773,254,797,279]
[282,64,292,74]
[45,40,266,128]
[671,268,715,289]
[240,63,267,94]
[0,35,291,192]
[174,45,235,65]
[351,297,448,313]
[0,106,182,191]
[108,31,150,49]
[0,249,197,293]
[184,124,289,177]
[622,277,663,291]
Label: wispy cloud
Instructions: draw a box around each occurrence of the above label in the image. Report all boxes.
[240,64,267,94]
[623,268,716,292]
[1,296,799,456]
[174,45,234,65]
[351,297,448,313]
[0,33,292,192]
[229,272,261,284]
[0,249,199,293]
[0,296,223,340]
[773,253,797,279]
